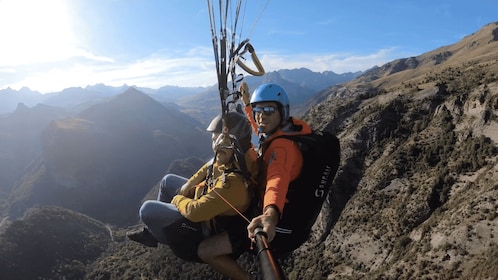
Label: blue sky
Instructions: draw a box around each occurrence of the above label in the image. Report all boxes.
[0,0,497,93]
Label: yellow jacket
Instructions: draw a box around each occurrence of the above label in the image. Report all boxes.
[171,151,257,223]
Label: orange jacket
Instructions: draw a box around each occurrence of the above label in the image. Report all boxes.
[244,106,312,215]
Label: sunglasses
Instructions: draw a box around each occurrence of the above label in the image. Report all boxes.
[253,106,277,116]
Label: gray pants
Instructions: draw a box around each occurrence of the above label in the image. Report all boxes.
[139,174,186,244]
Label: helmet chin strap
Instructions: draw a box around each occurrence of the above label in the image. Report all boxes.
[256,125,280,152]
[257,128,266,152]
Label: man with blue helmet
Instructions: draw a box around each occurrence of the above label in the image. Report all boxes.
[241,82,312,254]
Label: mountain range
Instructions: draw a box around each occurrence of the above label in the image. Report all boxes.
[0,68,360,116]
[1,21,498,279]
[2,88,212,226]
[0,68,358,226]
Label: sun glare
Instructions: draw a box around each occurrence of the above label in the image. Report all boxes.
[0,0,77,67]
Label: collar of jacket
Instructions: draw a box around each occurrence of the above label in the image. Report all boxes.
[263,117,312,144]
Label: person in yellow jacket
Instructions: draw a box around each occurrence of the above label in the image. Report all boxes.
[172,134,253,222]
[127,111,257,280]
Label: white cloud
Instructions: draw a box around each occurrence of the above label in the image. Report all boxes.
[4,46,410,93]
[6,51,218,93]
[260,48,404,73]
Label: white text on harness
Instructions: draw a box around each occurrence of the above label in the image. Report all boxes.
[315,164,332,198]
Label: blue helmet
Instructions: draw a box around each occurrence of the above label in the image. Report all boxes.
[250,83,290,122]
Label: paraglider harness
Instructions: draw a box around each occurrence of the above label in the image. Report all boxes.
[256,131,341,256]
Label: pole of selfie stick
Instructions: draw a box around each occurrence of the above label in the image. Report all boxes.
[254,228,285,280]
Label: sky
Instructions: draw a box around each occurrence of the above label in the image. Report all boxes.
[0,0,497,94]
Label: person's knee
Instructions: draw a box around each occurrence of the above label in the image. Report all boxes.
[197,239,224,262]
[139,200,155,224]
[197,233,233,261]
[159,175,170,192]
[197,241,211,262]
[161,174,182,186]
[159,174,186,199]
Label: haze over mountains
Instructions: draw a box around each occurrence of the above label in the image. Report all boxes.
[3,88,213,226]
[0,68,358,228]
[0,68,360,116]
[1,22,498,279]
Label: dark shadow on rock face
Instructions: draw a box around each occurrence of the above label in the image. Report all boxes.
[0,206,112,280]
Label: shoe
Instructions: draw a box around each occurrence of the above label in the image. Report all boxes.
[126,227,158,247]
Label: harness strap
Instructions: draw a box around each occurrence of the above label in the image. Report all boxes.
[211,187,251,224]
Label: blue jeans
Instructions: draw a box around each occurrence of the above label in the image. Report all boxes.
[139,174,186,244]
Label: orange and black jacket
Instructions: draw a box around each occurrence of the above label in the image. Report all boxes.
[244,106,312,216]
